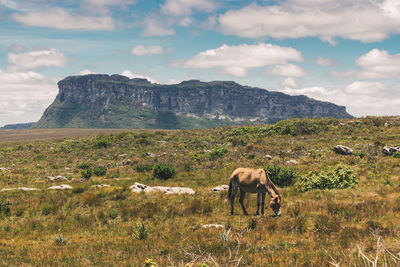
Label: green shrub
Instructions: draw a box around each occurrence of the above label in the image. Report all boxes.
[77,162,90,169]
[53,234,68,246]
[72,186,85,194]
[208,146,228,159]
[265,118,328,136]
[0,199,10,217]
[295,165,358,192]
[265,165,298,187]
[393,152,400,158]
[134,164,153,172]
[153,163,176,180]
[108,209,118,219]
[81,168,92,179]
[93,166,107,176]
[92,133,112,148]
[136,223,148,240]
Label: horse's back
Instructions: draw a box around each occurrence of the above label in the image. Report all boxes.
[230,168,265,193]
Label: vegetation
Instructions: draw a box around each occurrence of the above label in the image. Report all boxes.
[0,116,400,265]
[152,163,176,180]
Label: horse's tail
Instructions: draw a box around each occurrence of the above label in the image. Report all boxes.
[227,178,233,204]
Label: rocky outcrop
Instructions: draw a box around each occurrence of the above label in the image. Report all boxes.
[130,182,195,195]
[382,146,400,156]
[34,74,353,129]
[48,184,73,190]
[334,145,353,155]
[211,185,229,192]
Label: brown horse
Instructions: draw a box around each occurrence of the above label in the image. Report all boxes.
[227,168,282,216]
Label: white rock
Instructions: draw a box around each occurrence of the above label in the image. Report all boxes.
[382,146,400,156]
[91,184,110,188]
[48,184,73,190]
[202,224,224,229]
[211,185,229,192]
[1,187,41,192]
[286,159,299,165]
[264,155,272,160]
[130,183,195,194]
[0,167,11,171]
[47,175,69,181]
[333,145,353,155]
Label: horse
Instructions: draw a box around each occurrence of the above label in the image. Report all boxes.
[227,168,282,216]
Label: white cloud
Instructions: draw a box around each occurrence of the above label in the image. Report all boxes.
[0,70,58,126]
[7,48,67,71]
[121,70,159,84]
[161,0,216,16]
[141,15,175,36]
[269,64,305,77]
[282,77,300,88]
[279,81,400,117]
[131,45,163,56]
[78,69,97,75]
[83,0,136,7]
[332,48,400,79]
[315,57,339,66]
[218,1,400,43]
[11,7,115,30]
[178,43,302,77]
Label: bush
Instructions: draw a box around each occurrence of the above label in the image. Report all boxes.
[208,146,228,159]
[92,133,112,148]
[265,118,328,136]
[153,163,176,180]
[134,164,153,172]
[77,161,90,169]
[93,166,107,176]
[295,165,358,192]
[136,223,148,240]
[394,152,400,158]
[108,209,118,219]
[265,165,298,187]
[81,168,92,179]
[0,199,10,217]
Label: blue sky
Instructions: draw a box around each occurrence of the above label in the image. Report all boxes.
[1,0,400,126]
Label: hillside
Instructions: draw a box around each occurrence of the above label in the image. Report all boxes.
[33,74,353,129]
[0,116,399,265]
[0,122,34,130]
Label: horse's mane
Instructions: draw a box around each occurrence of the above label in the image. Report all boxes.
[264,169,281,198]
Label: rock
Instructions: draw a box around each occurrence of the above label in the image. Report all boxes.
[333,145,353,155]
[130,183,195,194]
[211,185,229,192]
[121,159,132,165]
[0,167,11,171]
[202,224,224,229]
[286,159,299,165]
[106,163,113,168]
[47,175,69,181]
[145,152,155,157]
[91,184,110,188]
[264,155,272,160]
[382,146,400,156]
[64,167,71,170]
[48,184,73,190]
[1,187,41,192]
[118,154,128,158]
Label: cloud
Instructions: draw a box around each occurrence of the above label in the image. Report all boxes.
[279,81,400,117]
[217,1,400,43]
[121,70,159,84]
[332,48,400,79]
[11,7,115,30]
[141,15,175,36]
[7,48,67,71]
[0,70,58,126]
[315,57,339,66]
[83,0,136,7]
[78,69,97,75]
[131,45,163,56]
[268,64,305,77]
[282,77,300,88]
[161,0,216,16]
[178,43,302,77]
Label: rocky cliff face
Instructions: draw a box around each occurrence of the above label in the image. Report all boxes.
[34,74,353,129]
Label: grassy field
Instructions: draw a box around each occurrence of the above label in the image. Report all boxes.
[0,117,400,266]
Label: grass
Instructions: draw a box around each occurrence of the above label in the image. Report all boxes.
[0,116,400,265]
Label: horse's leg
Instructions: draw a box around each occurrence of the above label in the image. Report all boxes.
[230,182,238,215]
[239,190,248,215]
[261,191,267,215]
[256,189,261,216]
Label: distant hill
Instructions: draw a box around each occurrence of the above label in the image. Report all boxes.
[0,122,35,130]
[33,74,353,129]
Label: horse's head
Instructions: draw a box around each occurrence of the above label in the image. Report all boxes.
[269,195,282,216]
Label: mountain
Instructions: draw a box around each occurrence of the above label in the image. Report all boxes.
[33,74,353,129]
[0,122,35,130]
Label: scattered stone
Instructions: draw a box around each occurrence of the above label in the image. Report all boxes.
[91,184,110,188]
[382,146,400,156]
[286,159,299,165]
[264,155,272,160]
[118,154,128,158]
[202,224,224,229]
[145,152,155,157]
[121,159,132,165]
[106,163,113,168]
[333,145,353,155]
[64,167,71,170]
[211,185,229,192]
[48,184,73,190]
[47,175,69,181]
[0,167,11,171]
[162,152,167,156]
[1,187,41,192]
[130,182,195,195]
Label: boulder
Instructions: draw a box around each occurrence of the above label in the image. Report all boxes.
[0,167,11,171]
[130,182,195,195]
[48,184,73,190]
[264,155,272,160]
[1,187,41,192]
[211,185,229,192]
[333,145,353,155]
[47,175,69,181]
[91,184,110,188]
[382,146,400,156]
[202,224,224,229]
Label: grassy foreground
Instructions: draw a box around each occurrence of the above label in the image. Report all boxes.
[0,117,400,266]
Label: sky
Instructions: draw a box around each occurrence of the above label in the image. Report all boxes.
[1,0,400,126]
